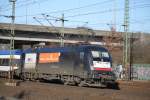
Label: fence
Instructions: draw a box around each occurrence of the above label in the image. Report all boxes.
[114,64,150,80]
[132,64,150,80]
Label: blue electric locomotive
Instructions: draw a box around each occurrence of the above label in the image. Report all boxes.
[21,45,116,87]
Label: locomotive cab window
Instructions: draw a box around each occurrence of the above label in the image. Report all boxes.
[91,51,102,61]
[102,52,109,58]
[91,51,109,61]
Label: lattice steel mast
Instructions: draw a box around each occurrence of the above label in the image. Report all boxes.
[123,0,131,80]
[9,0,16,79]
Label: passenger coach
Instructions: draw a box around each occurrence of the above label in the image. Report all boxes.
[0,49,22,77]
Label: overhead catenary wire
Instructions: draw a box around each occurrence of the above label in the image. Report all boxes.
[34,16,149,29]
[87,19,150,27]
[0,0,12,11]
[0,0,31,12]
[61,17,150,31]
[1,0,49,12]
[33,16,62,34]
[34,14,68,47]
[0,0,31,9]
[65,3,150,18]
[68,3,150,18]
[0,14,12,18]
[2,0,148,14]
[41,14,60,33]
[33,17,55,33]
[33,17,44,26]
[1,1,150,33]
[131,0,149,5]
[66,19,150,29]
[130,18,150,24]
[11,3,150,19]
[43,0,114,14]
[7,0,114,18]
[1,1,150,19]
[24,4,150,31]
[37,14,88,24]
[67,20,88,24]
[13,15,150,29]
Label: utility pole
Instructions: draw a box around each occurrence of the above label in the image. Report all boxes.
[56,14,68,47]
[9,0,16,80]
[61,14,65,47]
[123,0,130,80]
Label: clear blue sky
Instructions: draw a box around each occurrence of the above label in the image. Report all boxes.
[0,0,150,33]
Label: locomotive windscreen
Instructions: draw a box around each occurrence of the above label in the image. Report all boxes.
[90,50,111,71]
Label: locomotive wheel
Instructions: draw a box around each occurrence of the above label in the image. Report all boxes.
[64,81,69,85]
[78,81,85,87]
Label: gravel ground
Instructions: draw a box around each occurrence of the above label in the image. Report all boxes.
[0,79,150,100]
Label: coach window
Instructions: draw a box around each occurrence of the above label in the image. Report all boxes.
[0,59,2,65]
[0,59,9,66]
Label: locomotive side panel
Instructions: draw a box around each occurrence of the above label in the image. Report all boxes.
[36,51,87,77]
